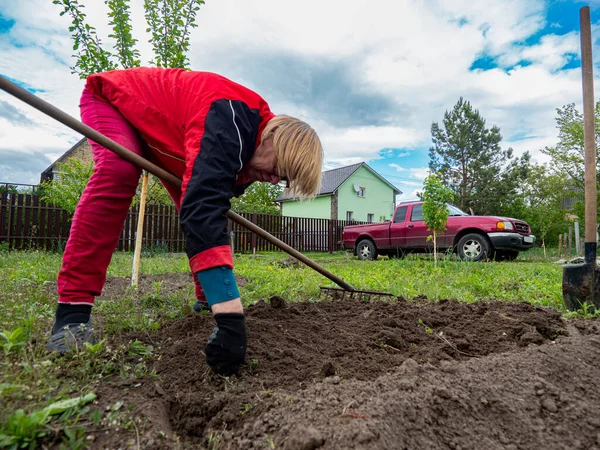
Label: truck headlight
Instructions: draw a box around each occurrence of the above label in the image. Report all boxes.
[497,221,514,231]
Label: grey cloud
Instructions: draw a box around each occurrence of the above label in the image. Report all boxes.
[195,48,407,128]
[0,100,34,125]
[0,148,53,184]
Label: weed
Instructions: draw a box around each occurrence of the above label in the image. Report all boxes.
[207,431,221,450]
[84,339,106,355]
[240,403,255,416]
[128,339,154,358]
[246,358,259,374]
[0,409,49,448]
[59,426,87,450]
[265,434,276,449]
[0,394,95,449]
[0,327,26,356]
[418,319,433,334]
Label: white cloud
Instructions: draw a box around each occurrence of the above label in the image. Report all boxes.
[409,168,432,180]
[0,0,595,184]
[389,163,407,172]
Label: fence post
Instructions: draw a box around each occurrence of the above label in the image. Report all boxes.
[328,220,333,253]
[6,193,14,249]
[230,230,235,256]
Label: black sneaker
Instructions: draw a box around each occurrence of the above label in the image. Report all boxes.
[46,321,95,353]
[193,301,211,313]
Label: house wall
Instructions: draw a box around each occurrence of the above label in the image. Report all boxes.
[53,141,93,179]
[42,140,93,182]
[281,195,332,219]
[337,166,396,222]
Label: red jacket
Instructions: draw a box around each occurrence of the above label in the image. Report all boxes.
[86,67,275,273]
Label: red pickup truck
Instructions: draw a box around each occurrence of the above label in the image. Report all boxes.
[342,201,536,262]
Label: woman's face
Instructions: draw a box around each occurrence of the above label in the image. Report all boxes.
[244,139,285,185]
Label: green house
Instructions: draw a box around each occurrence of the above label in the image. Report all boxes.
[277,162,401,222]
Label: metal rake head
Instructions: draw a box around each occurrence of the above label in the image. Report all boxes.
[319,287,395,302]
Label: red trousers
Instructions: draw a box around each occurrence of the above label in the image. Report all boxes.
[57,88,205,305]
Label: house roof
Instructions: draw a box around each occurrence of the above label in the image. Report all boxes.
[41,137,87,176]
[276,162,401,202]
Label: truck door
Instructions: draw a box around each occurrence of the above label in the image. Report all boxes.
[405,204,432,248]
[389,205,408,247]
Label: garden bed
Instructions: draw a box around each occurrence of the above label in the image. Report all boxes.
[83,272,600,450]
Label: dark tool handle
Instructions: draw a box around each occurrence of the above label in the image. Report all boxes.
[0,75,355,291]
[580,6,597,265]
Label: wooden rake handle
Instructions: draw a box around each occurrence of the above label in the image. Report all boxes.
[0,75,356,291]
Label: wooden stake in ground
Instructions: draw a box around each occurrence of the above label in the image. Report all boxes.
[558,234,562,259]
[132,172,149,288]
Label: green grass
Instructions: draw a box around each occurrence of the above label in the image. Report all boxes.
[0,246,586,446]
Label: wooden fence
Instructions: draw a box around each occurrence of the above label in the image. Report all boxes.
[0,192,364,253]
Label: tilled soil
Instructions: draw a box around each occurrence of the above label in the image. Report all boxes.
[79,273,600,450]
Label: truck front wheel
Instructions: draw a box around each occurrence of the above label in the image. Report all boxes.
[457,233,491,262]
[356,239,378,261]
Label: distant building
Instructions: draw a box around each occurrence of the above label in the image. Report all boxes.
[40,138,91,183]
[276,162,401,222]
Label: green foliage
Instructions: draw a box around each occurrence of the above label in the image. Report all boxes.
[231,183,283,215]
[54,0,204,78]
[0,408,49,449]
[502,164,569,247]
[429,97,531,215]
[0,184,18,194]
[107,0,141,69]
[541,101,600,240]
[53,0,118,77]
[0,328,27,357]
[541,101,600,192]
[135,175,173,206]
[422,173,454,266]
[41,158,94,215]
[144,0,204,68]
[0,394,95,449]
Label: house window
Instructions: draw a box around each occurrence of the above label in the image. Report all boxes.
[346,211,354,221]
[367,214,374,223]
[357,187,365,197]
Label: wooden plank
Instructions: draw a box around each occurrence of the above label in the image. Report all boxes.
[13,194,23,250]
[31,196,39,249]
[61,210,69,247]
[6,193,15,249]
[158,204,164,248]
[0,192,7,243]
[53,202,61,252]
[167,206,174,252]
[23,194,31,249]
[124,207,133,252]
[39,198,48,251]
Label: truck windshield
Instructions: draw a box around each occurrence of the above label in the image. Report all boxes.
[447,204,469,216]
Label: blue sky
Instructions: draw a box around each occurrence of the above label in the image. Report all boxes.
[1,0,599,200]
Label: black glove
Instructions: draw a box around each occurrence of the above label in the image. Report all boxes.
[205,313,247,375]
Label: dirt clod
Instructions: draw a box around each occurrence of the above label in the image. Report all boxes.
[269,295,286,309]
[321,361,336,377]
[284,426,325,450]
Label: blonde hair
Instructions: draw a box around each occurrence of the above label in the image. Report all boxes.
[261,115,323,198]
